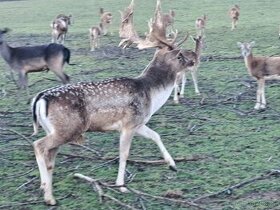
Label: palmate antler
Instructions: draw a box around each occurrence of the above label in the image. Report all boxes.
[118,0,139,48]
[119,0,188,50]
[135,0,188,50]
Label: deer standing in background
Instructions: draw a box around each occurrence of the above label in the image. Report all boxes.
[89,8,113,51]
[0,28,71,89]
[237,41,280,110]
[195,14,207,37]
[31,0,196,205]
[174,35,203,103]
[229,5,240,31]
[51,14,73,44]
[99,8,113,36]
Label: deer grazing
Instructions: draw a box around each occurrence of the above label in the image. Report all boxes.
[229,5,240,31]
[237,41,280,110]
[31,0,196,205]
[99,8,113,36]
[51,14,73,44]
[174,35,203,103]
[0,28,71,89]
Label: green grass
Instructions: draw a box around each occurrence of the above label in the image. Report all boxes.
[1,0,280,209]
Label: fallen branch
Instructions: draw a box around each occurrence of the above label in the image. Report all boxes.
[74,173,138,210]
[0,128,33,145]
[127,187,206,210]
[16,177,37,190]
[193,169,280,203]
[74,173,205,210]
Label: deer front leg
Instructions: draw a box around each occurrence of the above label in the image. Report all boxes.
[136,125,176,171]
[116,128,135,192]
[259,79,266,109]
[254,79,266,110]
[190,69,200,95]
[173,83,180,103]
[179,72,186,97]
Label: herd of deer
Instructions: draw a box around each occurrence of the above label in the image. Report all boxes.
[1,0,280,206]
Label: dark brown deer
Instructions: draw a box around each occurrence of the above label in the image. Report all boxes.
[31,0,196,205]
[0,28,71,89]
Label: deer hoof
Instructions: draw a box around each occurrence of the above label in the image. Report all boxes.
[169,165,177,172]
[254,103,261,110]
[45,196,56,206]
[119,187,129,193]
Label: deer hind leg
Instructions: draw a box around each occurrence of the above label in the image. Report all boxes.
[18,71,28,89]
[190,68,200,95]
[33,135,61,205]
[49,59,70,84]
[116,128,135,192]
[136,125,176,171]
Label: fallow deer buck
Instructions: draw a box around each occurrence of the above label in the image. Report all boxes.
[229,5,240,31]
[51,14,73,44]
[195,14,207,37]
[0,28,71,89]
[174,35,203,103]
[31,0,196,205]
[237,41,280,110]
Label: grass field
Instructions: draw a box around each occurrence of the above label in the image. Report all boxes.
[1,0,280,209]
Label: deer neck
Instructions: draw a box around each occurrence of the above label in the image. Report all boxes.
[0,41,12,63]
[244,53,253,71]
[138,59,177,114]
[195,42,202,60]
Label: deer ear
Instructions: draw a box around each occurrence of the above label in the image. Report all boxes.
[237,42,243,48]
[249,41,256,47]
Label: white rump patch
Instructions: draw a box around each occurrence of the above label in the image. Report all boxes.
[36,99,54,135]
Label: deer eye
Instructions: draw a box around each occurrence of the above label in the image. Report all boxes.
[177,55,183,61]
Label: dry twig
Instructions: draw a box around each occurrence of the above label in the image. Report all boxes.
[193,169,280,202]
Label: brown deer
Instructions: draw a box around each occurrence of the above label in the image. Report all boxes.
[31,0,196,205]
[89,23,103,51]
[0,28,71,89]
[51,14,73,44]
[99,8,113,36]
[174,35,203,103]
[89,8,113,51]
[229,5,240,31]
[195,14,207,37]
[237,41,280,110]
